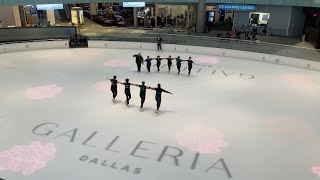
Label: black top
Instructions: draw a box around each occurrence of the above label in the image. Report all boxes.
[167,58,173,64]
[156,58,162,64]
[155,88,170,98]
[133,54,143,64]
[110,79,118,86]
[123,82,131,92]
[145,58,152,65]
[156,37,163,44]
[176,58,182,65]
[139,85,147,94]
[188,60,194,67]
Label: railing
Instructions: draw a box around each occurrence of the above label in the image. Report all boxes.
[0,27,319,62]
[0,26,77,43]
[89,33,320,62]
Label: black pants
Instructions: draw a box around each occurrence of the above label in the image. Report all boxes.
[136,63,141,72]
[156,97,161,110]
[125,91,131,104]
[188,67,192,75]
[140,93,146,108]
[111,86,117,99]
[147,63,151,72]
[177,64,181,74]
[157,63,161,71]
[157,44,162,50]
[168,62,172,71]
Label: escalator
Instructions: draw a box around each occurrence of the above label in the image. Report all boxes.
[57,4,73,23]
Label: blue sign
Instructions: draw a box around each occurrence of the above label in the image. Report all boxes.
[218,4,257,11]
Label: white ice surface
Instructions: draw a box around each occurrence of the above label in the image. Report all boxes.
[0,48,320,180]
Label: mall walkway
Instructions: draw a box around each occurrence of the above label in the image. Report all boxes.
[72,18,315,49]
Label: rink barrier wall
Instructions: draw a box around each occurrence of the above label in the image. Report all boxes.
[0,40,319,72]
[88,40,320,72]
[0,40,69,54]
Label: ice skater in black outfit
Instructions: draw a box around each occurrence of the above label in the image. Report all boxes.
[145,56,153,72]
[156,36,163,51]
[133,81,151,110]
[176,56,182,74]
[150,84,173,114]
[133,53,143,72]
[186,57,194,76]
[108,76,118,102]
[166,55,173,72]
[154,55,162,72]
[120,79,132,106]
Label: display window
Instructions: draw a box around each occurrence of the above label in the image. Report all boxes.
[249,12,270,27]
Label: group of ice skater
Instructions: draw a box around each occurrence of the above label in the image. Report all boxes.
[133,53,195,75]
[108,76,173,114]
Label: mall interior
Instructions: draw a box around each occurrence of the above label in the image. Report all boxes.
[0,1,320,47]
[0,1,320,180]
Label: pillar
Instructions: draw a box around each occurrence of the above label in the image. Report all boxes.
[90,3,98,20]
[46,9,56,25]
[186,5,190,29]
[11,6,22,27]
[196,0,206,33]
[133,7,138,27]
[155,4,158,27]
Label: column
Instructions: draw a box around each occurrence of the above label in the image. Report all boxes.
[46,9,56,25]
[186,5,190,29]
[12,6,22,27]
[155,4,158,27]
[196,0,206,33]
[133,7,138,27]
[90,3,98,20]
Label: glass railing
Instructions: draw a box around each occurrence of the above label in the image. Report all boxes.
[0,27,319,62]
[88,33,320,62]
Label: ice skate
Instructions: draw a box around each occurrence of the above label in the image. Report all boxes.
[155,110,159,115]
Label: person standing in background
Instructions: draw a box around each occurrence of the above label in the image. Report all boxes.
[0,20,3,28]
[156,35,163,51]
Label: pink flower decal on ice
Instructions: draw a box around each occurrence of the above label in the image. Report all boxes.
[0,141,56,175]
[194,57,220,65]
[104,60,131,68]
[281,73,313,85]
[95,80,109,92]
[25,84,63,100]
[312,166,320,177]
[0,63,16,70]
[176,125,228,154]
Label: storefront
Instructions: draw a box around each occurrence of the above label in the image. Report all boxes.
[231,4,305,36]
[303,7,320,48]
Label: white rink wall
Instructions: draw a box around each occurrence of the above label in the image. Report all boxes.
[0,40,319,72]
[89,40,320,72]
[0,40,69,54]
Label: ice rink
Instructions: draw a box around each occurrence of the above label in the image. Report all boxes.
[0,48,320,180]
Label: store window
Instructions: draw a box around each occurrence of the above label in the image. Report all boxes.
[249,12,270,27]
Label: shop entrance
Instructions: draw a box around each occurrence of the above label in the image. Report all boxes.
[206,6,234,31]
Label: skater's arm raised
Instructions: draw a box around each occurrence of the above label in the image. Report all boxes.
[162,89,173,95]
